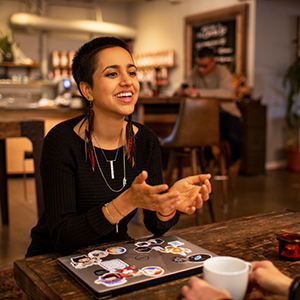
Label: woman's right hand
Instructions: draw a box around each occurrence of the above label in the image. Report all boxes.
[123,170,180,215]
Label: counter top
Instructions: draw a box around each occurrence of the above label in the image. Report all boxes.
[0,105,87,112]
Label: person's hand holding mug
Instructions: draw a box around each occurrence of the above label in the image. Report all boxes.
[181,276,231,300]
[245,260,293,300]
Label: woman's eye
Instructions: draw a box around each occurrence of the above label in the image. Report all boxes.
[129,71,137,76]
[106,72,117,77]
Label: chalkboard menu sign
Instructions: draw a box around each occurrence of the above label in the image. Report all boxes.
[192,19,236,73]
[185,4,248,76]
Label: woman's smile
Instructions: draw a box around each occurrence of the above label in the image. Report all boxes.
[115,91,134,103]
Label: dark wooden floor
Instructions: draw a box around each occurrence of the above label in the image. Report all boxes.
[1,168,300,269]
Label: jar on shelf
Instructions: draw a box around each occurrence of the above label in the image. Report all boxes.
[60,51,68,68]
[52,51,60,68]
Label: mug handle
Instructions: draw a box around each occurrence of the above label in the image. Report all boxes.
[247,262,253,274]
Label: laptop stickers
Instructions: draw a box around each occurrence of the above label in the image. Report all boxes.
[58,235,217,299]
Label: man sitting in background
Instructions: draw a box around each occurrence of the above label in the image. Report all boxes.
[177,47,242,176]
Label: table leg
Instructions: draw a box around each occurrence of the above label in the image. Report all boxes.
[0,139,8,225]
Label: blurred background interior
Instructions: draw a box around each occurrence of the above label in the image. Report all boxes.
[1,0,300,269]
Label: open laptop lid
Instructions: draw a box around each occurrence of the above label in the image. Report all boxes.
[58,235,217,299]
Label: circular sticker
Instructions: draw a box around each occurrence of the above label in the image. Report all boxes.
[188,254,212,262]
[142,266,164,276]
[88,250,108,259]
[106,247,127,255]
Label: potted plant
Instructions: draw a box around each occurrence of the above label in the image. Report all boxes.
[0,30,14,62]
[283,39,300,171]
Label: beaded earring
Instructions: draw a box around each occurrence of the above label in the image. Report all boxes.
[85,101,95,170]
[125,114,136,167]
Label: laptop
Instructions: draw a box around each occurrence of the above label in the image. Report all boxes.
[58,235,217,299]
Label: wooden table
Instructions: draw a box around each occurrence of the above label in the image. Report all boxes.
[0,116,44,224]
[14,209,300,300]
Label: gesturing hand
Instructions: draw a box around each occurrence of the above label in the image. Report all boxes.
[169,174,211,214]
[125,171,179,214]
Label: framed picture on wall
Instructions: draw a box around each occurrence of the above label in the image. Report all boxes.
[185,4,248,77]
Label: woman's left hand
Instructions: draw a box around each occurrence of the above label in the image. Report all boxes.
[169,174,211,214]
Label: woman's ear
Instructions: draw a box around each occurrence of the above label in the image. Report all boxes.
[79,82,93,101]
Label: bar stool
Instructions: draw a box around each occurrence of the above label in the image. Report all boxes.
[160,98,229,225]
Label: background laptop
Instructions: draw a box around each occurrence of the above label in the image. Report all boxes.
[58,235,217,299]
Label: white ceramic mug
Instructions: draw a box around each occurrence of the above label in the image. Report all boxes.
[203,256,253,300]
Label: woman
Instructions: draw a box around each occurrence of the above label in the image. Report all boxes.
[26,36,211,257]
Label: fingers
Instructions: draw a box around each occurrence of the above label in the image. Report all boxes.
[248,260,274,282]
[200,184,209,202]
[184,205,196,215]
[203,178,212,194]
[184,185,209,213]
[134,170,148,184]
[185,174,211,185]
[134,171,169,195]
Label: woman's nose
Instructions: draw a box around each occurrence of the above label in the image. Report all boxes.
[120,73,133,86]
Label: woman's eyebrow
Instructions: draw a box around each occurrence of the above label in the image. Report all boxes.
[102,63,137,73]
[102,65,119,73]
[128,63,137,69]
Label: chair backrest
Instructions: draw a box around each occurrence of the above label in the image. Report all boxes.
[161,97,220,148]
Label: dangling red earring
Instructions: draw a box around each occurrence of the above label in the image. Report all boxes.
[125,114,136,167]
[85,100,95,170]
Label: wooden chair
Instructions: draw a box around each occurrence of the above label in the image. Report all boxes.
[160,97,229,225]
[0,117,44,225]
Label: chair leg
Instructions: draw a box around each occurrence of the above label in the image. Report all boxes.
[164,149,177,185]
[198,147,207,173]
[23,155,28,202]
[191,148,198,175]
[23,151,33,202]
[219,152,229,213]
[191,148,215,225]
[0,139,8,225]
[177,154,184,180]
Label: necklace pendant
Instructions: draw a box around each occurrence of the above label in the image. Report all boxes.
[123,178,127,187]
[109,161,115,179]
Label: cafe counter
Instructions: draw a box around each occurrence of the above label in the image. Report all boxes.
[1,96,266,175]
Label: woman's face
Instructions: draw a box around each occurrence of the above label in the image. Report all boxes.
[87,46,139,118]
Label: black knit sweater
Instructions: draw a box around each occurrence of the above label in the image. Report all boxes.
[26,115,179,257]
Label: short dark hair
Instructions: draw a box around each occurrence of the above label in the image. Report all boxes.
[72,36,131,104]
[196,47,215,59]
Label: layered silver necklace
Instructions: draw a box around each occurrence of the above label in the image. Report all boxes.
[92,132,127,193]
